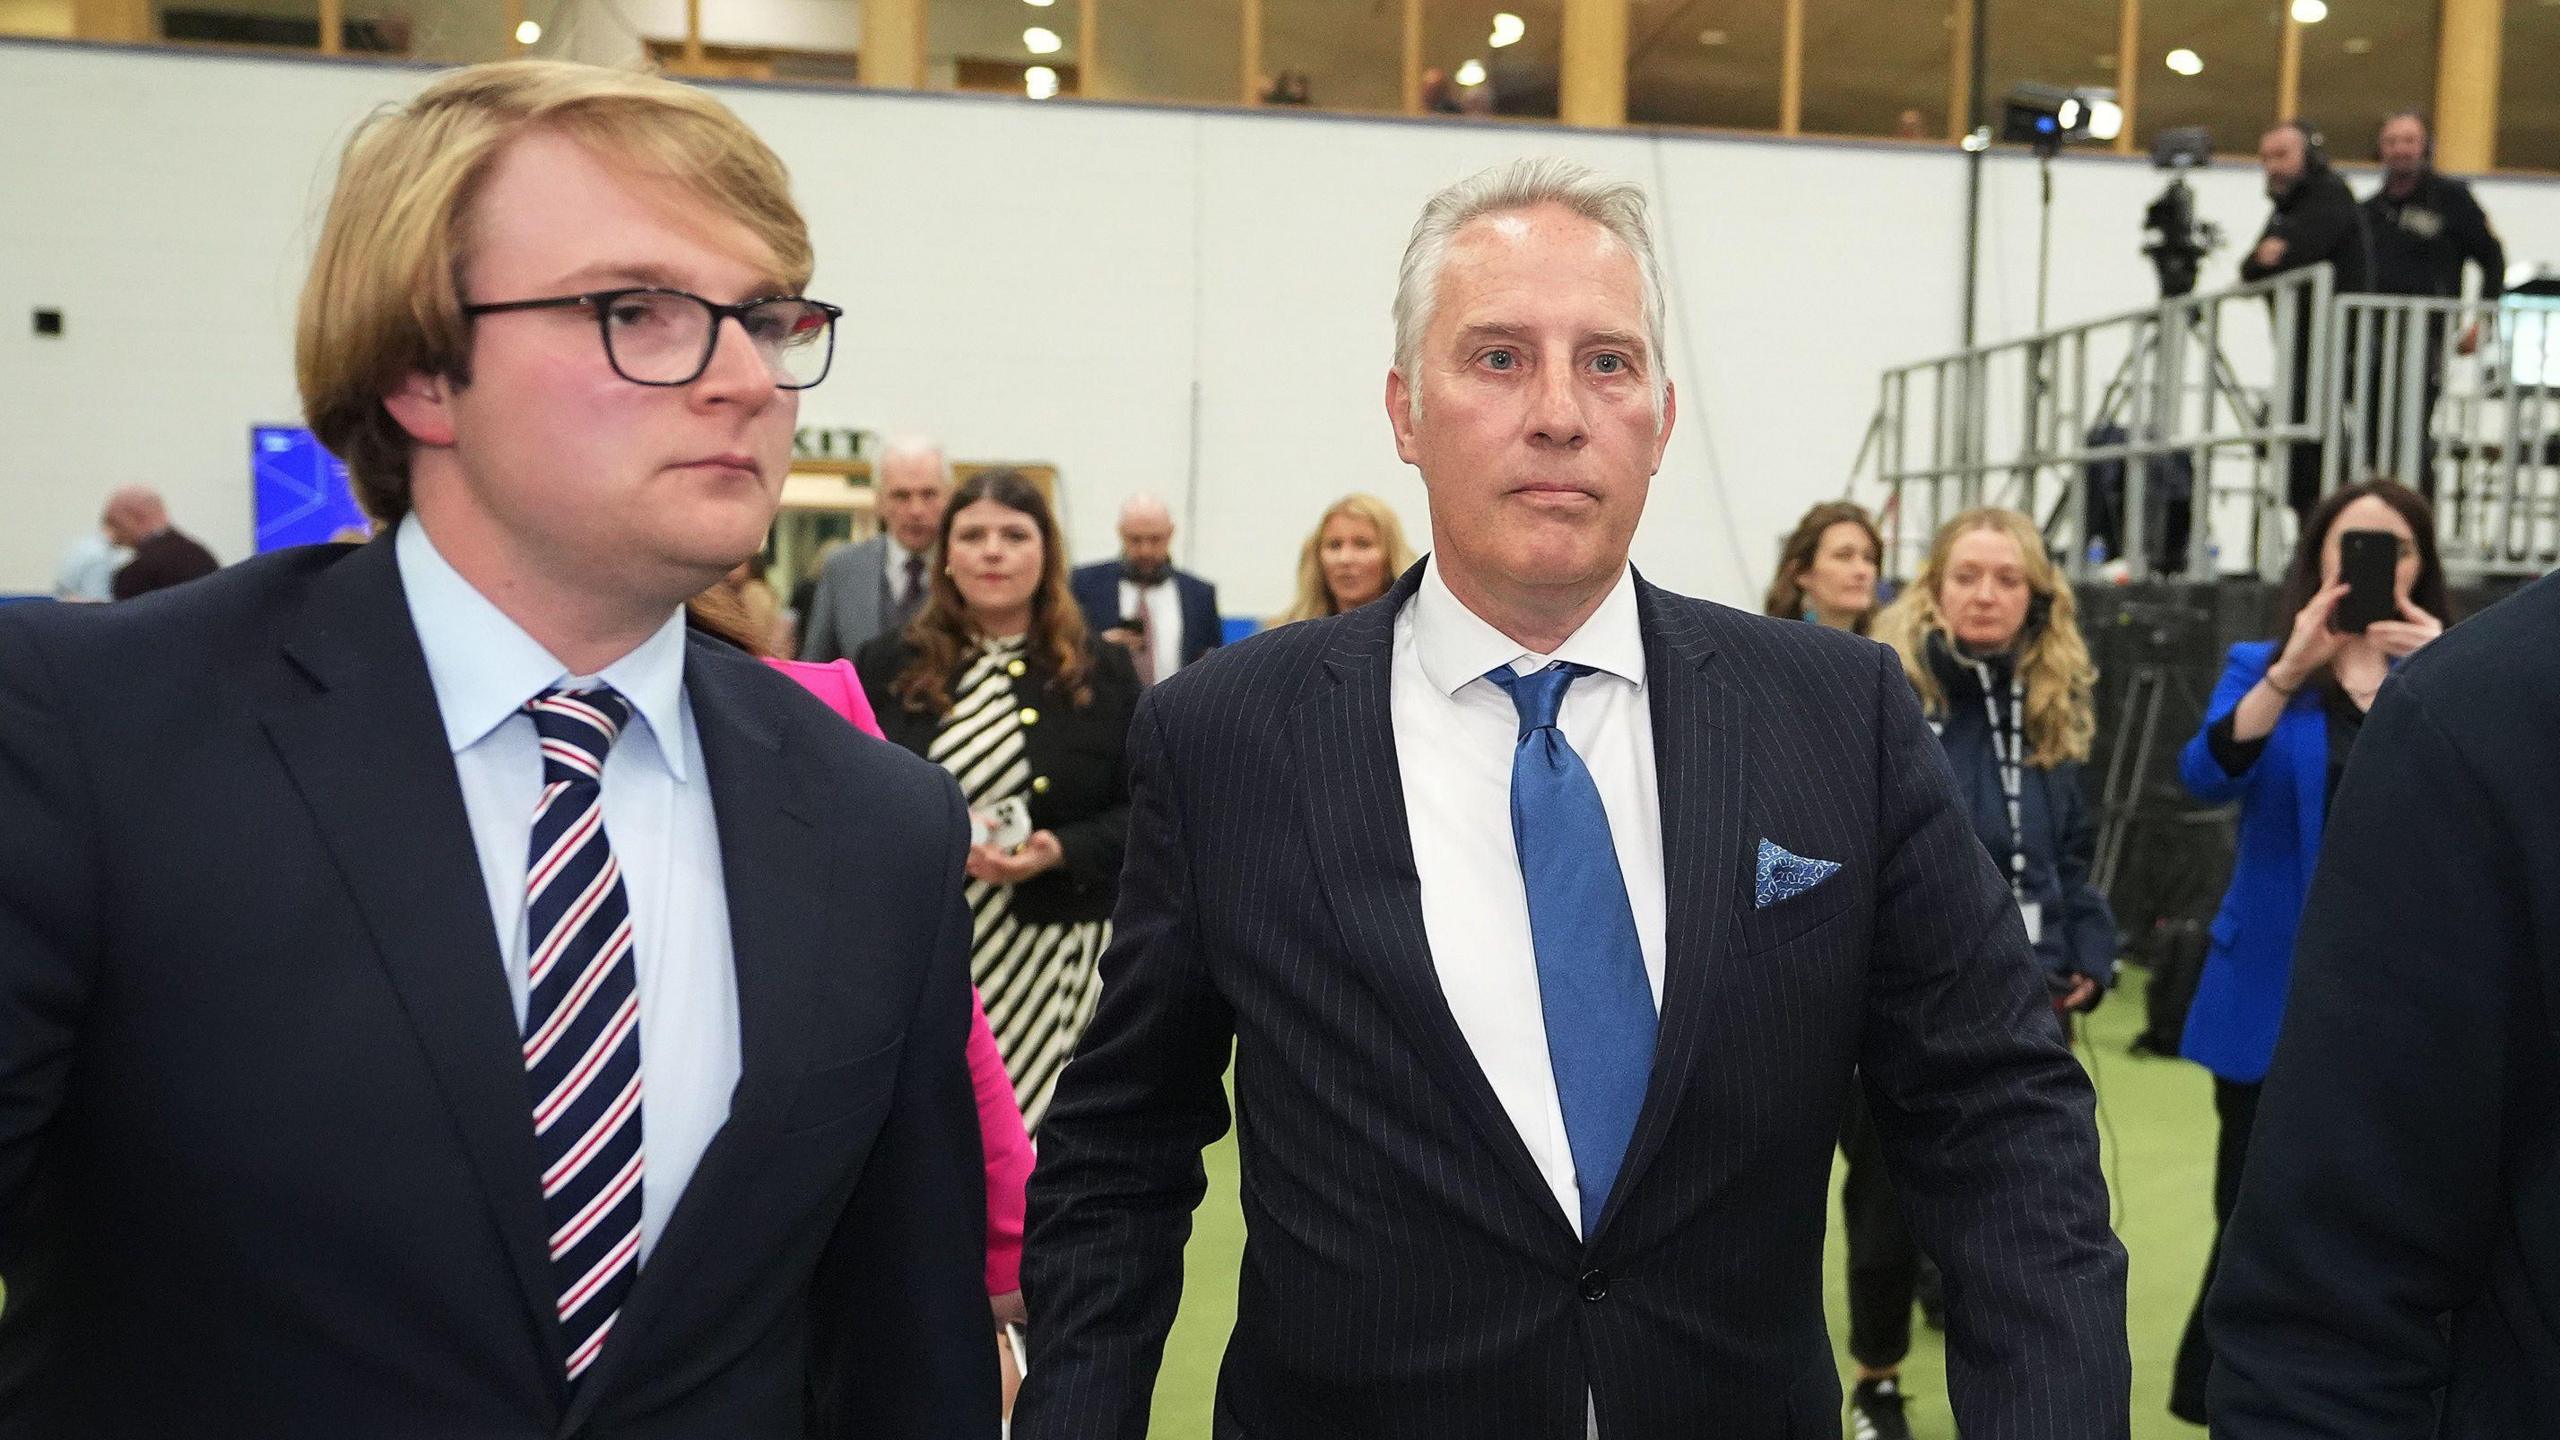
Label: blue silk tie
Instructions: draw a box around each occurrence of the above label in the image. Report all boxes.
[1484,662,1658,1235]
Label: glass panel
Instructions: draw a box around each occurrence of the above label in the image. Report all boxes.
[934,0,1083,97]
[1085,0,1244,106]
[1799,0,1953,140]
[1421,0,1558,120]
[2498,0,2560,172]
[2135,0,2280,156]
[1264,0,1403,112]
[1628,0,1781,130]
[2296,0,2435,166]
[150,0,386,55]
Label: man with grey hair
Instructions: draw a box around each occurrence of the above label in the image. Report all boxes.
[1069,494,1222,685]
[799,436,950,661]
[1018,156,2127,1438]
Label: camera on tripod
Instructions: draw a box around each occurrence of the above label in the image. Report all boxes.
[2142,127,2222,299]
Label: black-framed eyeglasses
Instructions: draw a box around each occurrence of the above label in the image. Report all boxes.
[460,287,843,390]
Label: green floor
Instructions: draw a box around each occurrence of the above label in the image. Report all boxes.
[1145,968,2216,1438]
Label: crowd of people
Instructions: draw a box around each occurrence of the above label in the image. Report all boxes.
[1,53,2547,1440]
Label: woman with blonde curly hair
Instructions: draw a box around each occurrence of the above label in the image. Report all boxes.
[1871,508,2115,1009]
[1276,493,1419,624]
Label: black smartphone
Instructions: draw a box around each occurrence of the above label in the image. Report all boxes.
[2332,529,2401,633]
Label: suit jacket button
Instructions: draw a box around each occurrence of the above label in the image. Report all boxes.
[1018,706,1040,726]
[1032,776,1052,795]
[1579,1270,1608,1302]
[1007,659,1028,677]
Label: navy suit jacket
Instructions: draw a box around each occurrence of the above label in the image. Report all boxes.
[1016,563,2128,1440]
[2210,574,2560,1435]
[0,538,996,1438]
[1068,561,1221,671]
[2177,640,2332,1083]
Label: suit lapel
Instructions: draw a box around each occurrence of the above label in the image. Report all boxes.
[557,639,829,1432]
[258,538,566,1383]
[1289,566,1575,1237]
[1591,580,1739,1241]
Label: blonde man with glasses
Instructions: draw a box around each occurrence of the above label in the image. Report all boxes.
[0,61,995,1438]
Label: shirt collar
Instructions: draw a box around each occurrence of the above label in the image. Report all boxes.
[1410,554,1645,699]
[394,518,692,780]
[884,533,924,574]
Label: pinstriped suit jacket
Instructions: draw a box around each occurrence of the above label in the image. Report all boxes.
[1017,563,2129,1440]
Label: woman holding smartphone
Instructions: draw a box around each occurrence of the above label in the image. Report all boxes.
[2166,478,2450,1423]
[857,470,1141,1133]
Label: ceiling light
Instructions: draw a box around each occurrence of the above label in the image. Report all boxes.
[1697,28,1727,45]
[1490,11,1525,47]
[2291,0,2327,20]
[1025,64,1058,98]
[514,17,539,42]
[1454,58,1487,87]
[1023,25,1062,54]
[1024,0,1055,6]
[2165,47,2203,76]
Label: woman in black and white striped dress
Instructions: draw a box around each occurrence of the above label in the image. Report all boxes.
[858,470,1139,1131]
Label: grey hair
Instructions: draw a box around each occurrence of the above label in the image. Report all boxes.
[875,433,952,487]
[1391,156,1669,422]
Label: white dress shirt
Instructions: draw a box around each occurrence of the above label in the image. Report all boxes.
[1118,574,1184,680]
[1391,558,1667,1239]
[396,518,742,1261]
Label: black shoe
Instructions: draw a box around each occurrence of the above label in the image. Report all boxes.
[1850,1376,1915,1440]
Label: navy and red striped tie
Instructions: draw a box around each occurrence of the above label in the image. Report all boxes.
[521,687,645,1386]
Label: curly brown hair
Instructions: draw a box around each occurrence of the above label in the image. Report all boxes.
[889,469,1093,717]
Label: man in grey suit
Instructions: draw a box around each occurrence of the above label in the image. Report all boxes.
[800,437,951,661]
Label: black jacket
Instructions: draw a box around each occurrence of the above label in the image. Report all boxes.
[1015,563,2128,1440]
[0,540,996,1438]
[2241,165,2372,294]
[855,633,1139,927]
[1921,636,2119,993]
[2365,169,2506,302]
[2209,571,2560,1436]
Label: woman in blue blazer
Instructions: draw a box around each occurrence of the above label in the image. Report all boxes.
[2168,479,2452,1423]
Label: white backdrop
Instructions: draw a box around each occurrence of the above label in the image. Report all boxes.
[7,36,2560,610]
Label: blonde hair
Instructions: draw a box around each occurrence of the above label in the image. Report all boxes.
[297,60,813,524]
[1871,507,2097,768]
[1278,494,1419,625]
[1392,157,1668,423]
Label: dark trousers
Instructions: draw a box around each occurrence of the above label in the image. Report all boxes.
[1840,1090,1922,1371]
[2171,1076,2263,1422]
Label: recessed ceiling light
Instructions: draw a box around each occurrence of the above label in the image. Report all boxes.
[1455,58,1488,86]
[2165,47,2203,75]
[1490,12,1525,47]
[1023,25,1062,54]
[1025,64,1059,98]
[2291,0,2328,22]
[514,18,539,42]
[1024,0,1055,6]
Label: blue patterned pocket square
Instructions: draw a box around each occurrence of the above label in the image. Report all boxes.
[1755,839,1842,909]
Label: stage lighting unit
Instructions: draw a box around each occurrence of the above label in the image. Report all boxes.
[2003,83,2121,156]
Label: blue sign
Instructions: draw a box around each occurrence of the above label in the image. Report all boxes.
[252,426,372,552]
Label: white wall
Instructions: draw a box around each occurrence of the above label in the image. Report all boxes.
[8,36,2560,610]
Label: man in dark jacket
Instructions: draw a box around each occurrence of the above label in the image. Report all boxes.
[2208,570,2560,1436]
[2241,122,2372,524]
[2358,110,2507,497]
[102,486,218,600]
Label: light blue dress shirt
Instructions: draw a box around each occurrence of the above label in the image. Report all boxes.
[395,518,741,1261]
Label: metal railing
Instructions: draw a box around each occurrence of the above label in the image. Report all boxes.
[1859,268,2559,582]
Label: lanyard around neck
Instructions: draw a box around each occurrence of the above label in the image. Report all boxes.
[1969,658,2029,899]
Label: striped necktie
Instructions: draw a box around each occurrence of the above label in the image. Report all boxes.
[522,687,645,1386]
